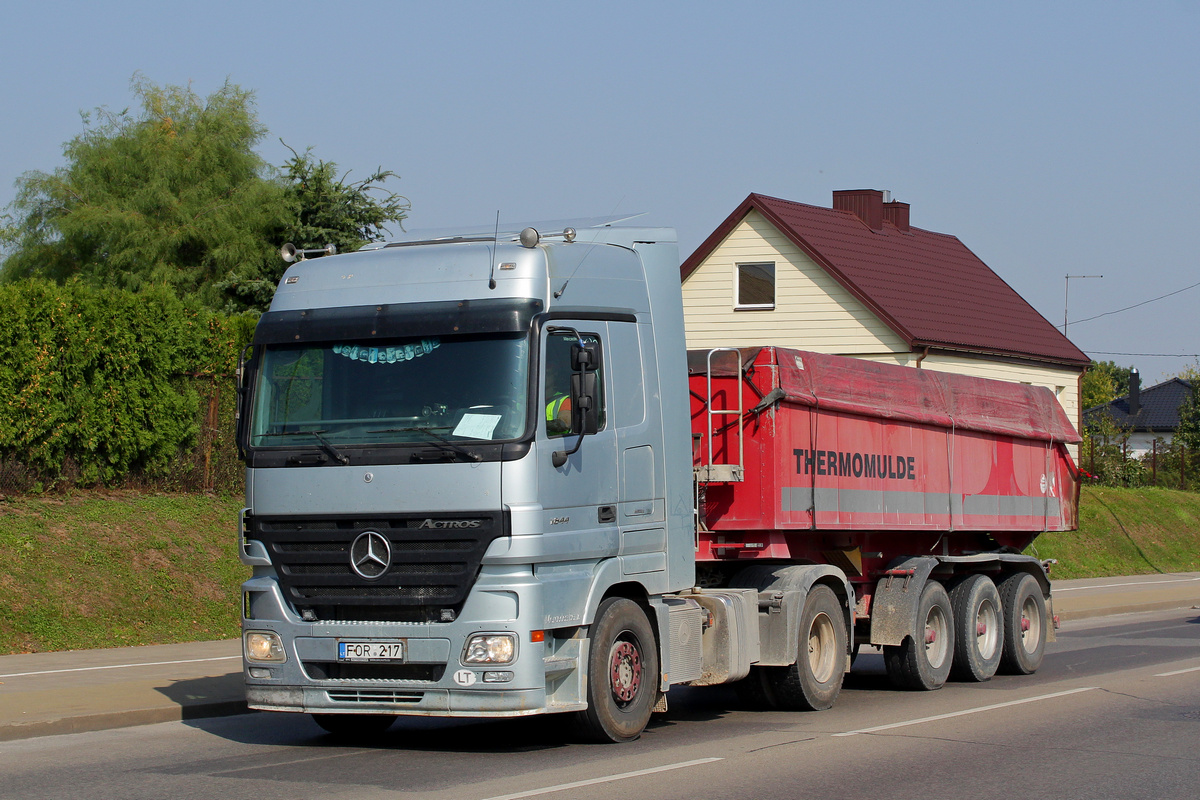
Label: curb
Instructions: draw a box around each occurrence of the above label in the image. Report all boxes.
[0,700,251,743]
[1056,598,1200,622]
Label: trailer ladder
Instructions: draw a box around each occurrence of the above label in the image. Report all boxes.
[695,347,745,483]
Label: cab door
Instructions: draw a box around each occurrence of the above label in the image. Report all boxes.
[536,324,619,560]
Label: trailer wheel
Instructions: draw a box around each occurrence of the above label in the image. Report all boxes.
[311,713,395,737]
[883,580,955,691]
[997,572,1047,675]
[767,585,846,710]
[948,574,1003,682]
[573,597,659,743]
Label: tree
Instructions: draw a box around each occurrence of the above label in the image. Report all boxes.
[1175,364,1200,452]
[1,76,289,306]
[2,76,409,313]
[1081,360,1133,410]
[1174,361,1200,383]
[216,144,409,310]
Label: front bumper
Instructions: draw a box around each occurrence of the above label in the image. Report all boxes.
[240,566,568,718]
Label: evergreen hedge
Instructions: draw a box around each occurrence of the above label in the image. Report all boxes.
[0,279,255,487]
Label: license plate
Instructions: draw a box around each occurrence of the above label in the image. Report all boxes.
[338,641,404,662]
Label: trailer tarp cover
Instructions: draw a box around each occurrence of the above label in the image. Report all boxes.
[688,347,1079,445]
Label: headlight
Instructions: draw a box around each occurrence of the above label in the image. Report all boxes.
[462,633,516,665]
[244,631,287,663]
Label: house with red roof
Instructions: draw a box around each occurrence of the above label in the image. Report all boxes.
[680,190,1091,444]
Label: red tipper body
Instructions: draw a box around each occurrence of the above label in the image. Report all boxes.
[690,347,1081,573]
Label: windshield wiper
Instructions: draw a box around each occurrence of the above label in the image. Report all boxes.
[268,429,350,465]
[368,426,482,462]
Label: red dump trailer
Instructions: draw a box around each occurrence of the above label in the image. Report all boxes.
[688,346,1081,692]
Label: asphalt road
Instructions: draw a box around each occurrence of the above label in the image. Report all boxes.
[1,607,1196,800]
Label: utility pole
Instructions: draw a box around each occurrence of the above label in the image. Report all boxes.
[1064,274,1103,336]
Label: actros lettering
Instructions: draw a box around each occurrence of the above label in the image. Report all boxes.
[793,448,917,480]
[417,519,482,529]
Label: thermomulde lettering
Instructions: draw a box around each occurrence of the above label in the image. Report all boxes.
[793,449,916,480]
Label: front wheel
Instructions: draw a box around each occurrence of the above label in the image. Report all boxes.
[573,597,659,743]
[767,585,847,710]
[883,579,955,691]
[997,572,1048,675]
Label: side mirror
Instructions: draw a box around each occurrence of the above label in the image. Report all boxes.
[571,371,599,435]
[571,342,599,372]
[551,334,602,467]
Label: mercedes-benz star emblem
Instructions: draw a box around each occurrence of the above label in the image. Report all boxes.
[349,531,391,580]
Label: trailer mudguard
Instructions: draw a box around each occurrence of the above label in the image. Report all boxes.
[869,556,940,647]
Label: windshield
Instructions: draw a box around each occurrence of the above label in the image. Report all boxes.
[250,333,530,448]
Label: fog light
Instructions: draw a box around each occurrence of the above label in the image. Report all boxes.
[462,633,516,665]
[248,667,274,679]
[245,631,286,663]
[483,671,514,683]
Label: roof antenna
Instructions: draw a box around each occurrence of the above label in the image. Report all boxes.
[487,211,500,290]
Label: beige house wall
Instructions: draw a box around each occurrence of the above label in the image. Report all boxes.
[681,210,907,354]
[681,209,1084,457]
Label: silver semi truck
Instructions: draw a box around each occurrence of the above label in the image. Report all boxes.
[237,222,1070,742]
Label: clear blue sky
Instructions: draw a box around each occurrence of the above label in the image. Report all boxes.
[2,1,1197,382]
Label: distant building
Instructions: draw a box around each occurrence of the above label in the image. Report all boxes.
[680,190,1090,449]
[1083,370,1195,456]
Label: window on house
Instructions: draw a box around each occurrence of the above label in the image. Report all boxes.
[735,262,775,309]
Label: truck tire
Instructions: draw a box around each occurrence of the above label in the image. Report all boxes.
[997,572,1047,675]
[573,597,659,743]
[948,574,1003,682]
[767,585,846,710]
[883,579,955,691]
[311,713,395,736]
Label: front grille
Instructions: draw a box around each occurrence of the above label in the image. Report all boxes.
[306,662,444,682]
[249,512,505,621]
[298,586,457,600]
[327,689,426,704]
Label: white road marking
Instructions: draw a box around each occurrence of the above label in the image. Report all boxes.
[0,655,240,679]
[1054,576,1200,592]
[833,687,1098,737]
[478,757,724,800]
[1155,665,1200,677]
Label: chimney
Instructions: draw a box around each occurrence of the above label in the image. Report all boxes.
[833,189,884,230]
[1128,368,1141,416]
[883,201,910,231]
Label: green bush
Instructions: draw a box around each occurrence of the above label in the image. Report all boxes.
[0,279,253,486]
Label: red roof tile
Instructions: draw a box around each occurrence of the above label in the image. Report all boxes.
[681,193,1090,367]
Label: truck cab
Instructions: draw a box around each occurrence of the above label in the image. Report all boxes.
[237,224,696,741]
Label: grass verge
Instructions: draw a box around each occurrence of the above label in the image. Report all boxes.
[0,491,245,654]
[1029,485,1200,579]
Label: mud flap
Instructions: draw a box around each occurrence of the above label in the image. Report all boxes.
[869,556,938,647]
